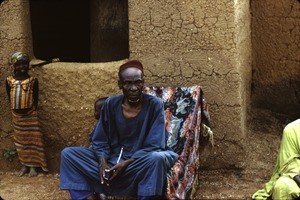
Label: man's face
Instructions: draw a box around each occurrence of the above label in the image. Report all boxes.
[119,68,144,103]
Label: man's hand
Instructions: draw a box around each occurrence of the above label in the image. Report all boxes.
[98,158,110,185]
[108,158,135,181]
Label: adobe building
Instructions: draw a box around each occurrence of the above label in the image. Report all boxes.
[0,0,299,175]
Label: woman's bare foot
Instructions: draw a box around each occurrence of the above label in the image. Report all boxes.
[29,167,38,177]
[15,166,28,177]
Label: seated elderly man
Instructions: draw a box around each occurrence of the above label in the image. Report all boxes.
[252,119,300,200]
[59,60,178,200]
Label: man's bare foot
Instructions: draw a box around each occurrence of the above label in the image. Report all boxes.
[15,166,28,177]
[29,167,38,177]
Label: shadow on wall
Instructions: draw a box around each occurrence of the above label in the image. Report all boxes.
[251,77,300,121]
[251,0,300,122]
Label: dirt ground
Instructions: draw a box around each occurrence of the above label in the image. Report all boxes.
[0,169,266,200]
[0,108,291,200]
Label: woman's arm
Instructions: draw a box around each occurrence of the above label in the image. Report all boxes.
[33,78,39,108]
[5,79,11,102]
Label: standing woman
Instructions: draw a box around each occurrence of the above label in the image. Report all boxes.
[6,52,48,177]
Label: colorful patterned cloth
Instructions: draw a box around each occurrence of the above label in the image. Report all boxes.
[6,76,36,109]
[11,52,30,65]
[143,86,213,199]
[12,109,48,171]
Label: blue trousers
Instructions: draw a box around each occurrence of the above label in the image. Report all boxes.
[60,147,178,199]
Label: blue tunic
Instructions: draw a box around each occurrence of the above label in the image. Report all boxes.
[60,94,178,198]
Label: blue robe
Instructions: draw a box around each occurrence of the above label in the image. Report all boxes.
[60,94,178,198]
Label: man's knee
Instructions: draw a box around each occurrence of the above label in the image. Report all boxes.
[273,176,300,199]
[61,147,76,160]
[147,151,178,169]
[274,177,290,192]
[148,152,166,165]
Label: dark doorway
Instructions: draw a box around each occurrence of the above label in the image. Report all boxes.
[29,0,129,62]
[29,0,90,62]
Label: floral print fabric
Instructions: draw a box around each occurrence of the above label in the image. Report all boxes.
[143,86,212,199]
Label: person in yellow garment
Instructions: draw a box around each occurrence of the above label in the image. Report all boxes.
[252,119,300,200]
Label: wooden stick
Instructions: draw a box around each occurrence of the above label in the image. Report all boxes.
[30,58,60,68]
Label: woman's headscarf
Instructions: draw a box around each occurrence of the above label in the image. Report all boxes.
[11,52,30,65]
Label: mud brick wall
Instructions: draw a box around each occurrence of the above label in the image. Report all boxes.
[129,0,252,169]
[251,0,300,120]
[0,0,253,171]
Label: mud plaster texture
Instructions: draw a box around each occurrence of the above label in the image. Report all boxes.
[0,0,253,172]
[0,0,299,199]
[129,0,252,169]
[251,0,300,119]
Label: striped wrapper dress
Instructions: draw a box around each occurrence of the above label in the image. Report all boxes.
[7,76,48,171]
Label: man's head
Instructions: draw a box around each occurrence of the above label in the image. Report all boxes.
[11,52,30,74]
[118,60,144,104]
[94,97,107,120]
[118,60,144,79]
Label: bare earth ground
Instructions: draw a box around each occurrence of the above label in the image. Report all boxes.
[0,108,288,200]
[0,169,266,200]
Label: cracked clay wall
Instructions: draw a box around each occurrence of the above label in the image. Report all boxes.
[251,0,300,120]
[128,0,252,169]
[0,0,251,172]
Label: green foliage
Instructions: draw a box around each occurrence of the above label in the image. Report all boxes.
[3,147,17,162]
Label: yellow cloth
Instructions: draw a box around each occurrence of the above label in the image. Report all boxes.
[252,119,300,200]
[6,76,36,109]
